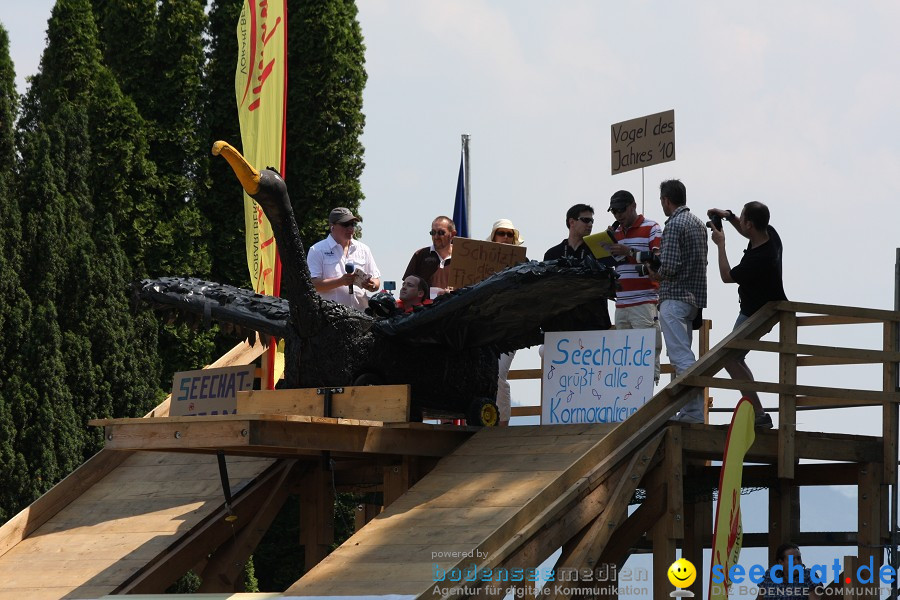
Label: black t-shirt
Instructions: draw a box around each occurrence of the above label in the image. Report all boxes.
[729,225,787,316]
[542,239,614,331]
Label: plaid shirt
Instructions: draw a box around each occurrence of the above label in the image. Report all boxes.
[757,566,814,599]
[658,205,707,308]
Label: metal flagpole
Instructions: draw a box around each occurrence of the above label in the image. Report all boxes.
[462,134,471,234]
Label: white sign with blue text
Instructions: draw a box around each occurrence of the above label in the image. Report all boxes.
[541,329,655,425]
[169,365,255,416]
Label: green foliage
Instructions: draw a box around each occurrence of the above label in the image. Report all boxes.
[286,0,367,246]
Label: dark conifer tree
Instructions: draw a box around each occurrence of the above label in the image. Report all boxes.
[0,25,35,523]
[9,0,162,517]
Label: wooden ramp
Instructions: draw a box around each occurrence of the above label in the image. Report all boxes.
[0,340,279,599]
[287,422,667,599]
[0,450,275,599]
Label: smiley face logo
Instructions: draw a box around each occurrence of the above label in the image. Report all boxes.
[667,558,696,588]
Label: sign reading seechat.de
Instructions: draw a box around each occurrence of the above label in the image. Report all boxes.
[169,365,255,417]
[541,329,655,425]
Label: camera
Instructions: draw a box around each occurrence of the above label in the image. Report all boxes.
[633,251,661,277]
[383,280,397,293]
[706,214,723,230]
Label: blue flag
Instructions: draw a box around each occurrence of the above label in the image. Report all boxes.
[452,154,468,238]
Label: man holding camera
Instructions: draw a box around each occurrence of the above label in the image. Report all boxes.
[606,190,663,383]
[708,201,786,429]
[649,180,708,423]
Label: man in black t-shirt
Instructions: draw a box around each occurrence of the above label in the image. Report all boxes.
[542,203,616,331]
[709,201,786,429]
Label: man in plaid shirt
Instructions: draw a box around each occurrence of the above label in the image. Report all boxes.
[648,179,708,423]
[758,543,823,599]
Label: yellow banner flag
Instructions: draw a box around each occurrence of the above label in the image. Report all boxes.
[708,398,756,600]
[235,0,286,295]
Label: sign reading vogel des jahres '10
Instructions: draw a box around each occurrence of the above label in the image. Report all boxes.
[542,330,655,425]
[610,109,675,175]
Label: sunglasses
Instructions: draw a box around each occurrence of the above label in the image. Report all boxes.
[576,217,594,224]
[337,221,357,228]
[609,206,628,215]
[429,229,448,236]
[494,230,515,238]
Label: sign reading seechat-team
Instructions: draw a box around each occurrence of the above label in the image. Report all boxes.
[542,330,655,425]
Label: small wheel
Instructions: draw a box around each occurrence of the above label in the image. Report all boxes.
[467,398,499,427]
[353,372,383,386]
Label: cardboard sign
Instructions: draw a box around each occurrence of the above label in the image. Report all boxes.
[169,365,255,416]
[541,329,655,424]
[448,237,527,288]
[610,109,675,175]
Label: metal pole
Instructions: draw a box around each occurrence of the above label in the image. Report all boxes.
[641,167,645,214]
[462,134,471,235]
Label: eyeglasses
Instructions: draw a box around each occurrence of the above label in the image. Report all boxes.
[576,217,594,224]
[429,229,448,236]
[494,230,515,238]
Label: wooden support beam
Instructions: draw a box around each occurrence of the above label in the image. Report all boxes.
[651,518,676,600]
[778,311,797,479]
[857,463,882,597]
[596,482,666,570]
[197,460,303,592]
[767,479,799,565]
[688,462,861,487]
[544,434,664,600]
[383,456,420,508]
[679,376,899,405]
[682,457,710,599]
[776,301,900,322]
[884,321,899,486]
[298,459,335,572]
[237,385,411,423]
[725,339,900,364]
[508,368,542,380]
[354,502,381,532]
[681,426,882,463]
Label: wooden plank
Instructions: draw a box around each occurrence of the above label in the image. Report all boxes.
[797,355,870,366]
[796,315,881,326]
[727,339,900,363]
[796,395,879,407]
[0,449,132,560]
[776,300,900,322]
[681,375,899,404]
[884,321,899,485]
[508,368,542,380]
[237,385,411,422]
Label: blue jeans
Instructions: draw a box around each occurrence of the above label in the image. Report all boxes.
[659,299,703,419]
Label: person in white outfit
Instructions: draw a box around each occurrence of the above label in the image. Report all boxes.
[487,219,526,426]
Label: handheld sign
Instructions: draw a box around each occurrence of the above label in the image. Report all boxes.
[170,365,255,416]
[448,237,527,288]
[610,109,675,175]
[542,329,655,424]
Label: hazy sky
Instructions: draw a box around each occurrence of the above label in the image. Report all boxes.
[5,2,900,439]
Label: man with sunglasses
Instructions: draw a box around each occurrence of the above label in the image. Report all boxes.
[605,190,663,383]
[543,204,614,330]
[308,207,381,311]
[403,216,456,298]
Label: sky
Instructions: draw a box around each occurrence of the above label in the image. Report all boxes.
[4,2,899,597]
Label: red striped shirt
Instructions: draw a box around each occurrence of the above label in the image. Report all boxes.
[613,215,662,308]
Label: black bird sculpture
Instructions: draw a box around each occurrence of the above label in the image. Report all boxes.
[135,142,618,425]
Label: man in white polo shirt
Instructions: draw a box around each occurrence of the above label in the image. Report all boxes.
[307,207,381,311]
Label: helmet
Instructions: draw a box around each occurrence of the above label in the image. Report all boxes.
[365,291,398,319]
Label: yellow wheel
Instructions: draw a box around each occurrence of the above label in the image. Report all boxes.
[467,398,499,427]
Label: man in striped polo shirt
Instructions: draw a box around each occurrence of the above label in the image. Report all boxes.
[606,190,663,383]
